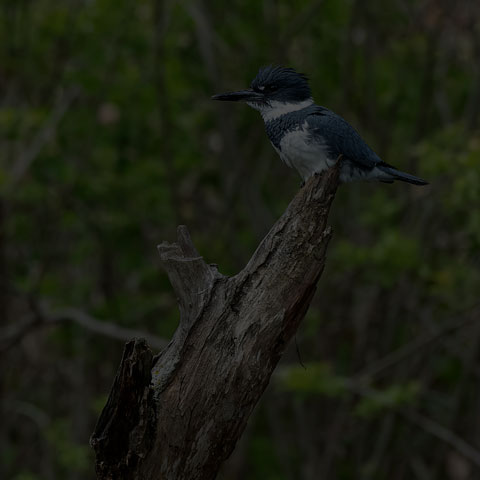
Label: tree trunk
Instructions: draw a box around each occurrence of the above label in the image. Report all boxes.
[90,165,340,479]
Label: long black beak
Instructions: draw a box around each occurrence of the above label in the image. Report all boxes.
[211,89,264,102]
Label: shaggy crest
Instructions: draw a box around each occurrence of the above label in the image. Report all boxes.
[250,66,312,102]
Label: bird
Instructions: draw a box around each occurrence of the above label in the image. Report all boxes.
[212,66,428,186]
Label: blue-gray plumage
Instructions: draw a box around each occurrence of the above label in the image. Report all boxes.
[212,66,428,185]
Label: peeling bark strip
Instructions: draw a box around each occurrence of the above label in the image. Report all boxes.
[91,166,340,480]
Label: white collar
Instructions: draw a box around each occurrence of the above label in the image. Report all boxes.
[256,98,314,121]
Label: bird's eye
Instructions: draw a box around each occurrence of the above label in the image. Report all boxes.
[254,84,277,93]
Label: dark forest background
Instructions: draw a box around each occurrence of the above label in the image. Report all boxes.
[2,0,480,479]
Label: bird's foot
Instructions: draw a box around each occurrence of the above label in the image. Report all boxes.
[301,172,321,188]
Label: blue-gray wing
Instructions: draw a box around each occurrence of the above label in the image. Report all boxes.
[304,106,383,168]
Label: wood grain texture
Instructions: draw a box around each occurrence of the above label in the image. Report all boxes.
[91,165,339,479]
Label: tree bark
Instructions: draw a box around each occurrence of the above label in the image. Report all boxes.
[91,165,340,479]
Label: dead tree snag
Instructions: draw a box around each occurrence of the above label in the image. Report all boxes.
[91,165,339,479]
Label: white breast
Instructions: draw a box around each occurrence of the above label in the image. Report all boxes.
[278,126,334,181]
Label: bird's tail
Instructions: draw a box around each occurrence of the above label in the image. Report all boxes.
[378,165,428,186]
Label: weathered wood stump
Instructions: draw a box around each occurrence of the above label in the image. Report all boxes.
[91,165,339,479]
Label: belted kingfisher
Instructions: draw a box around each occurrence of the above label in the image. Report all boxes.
[212,66,428,185]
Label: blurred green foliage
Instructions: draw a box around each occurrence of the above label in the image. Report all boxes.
[2,0,480,479]
[280,362,421,417]
[45,420,90,475]
[280,362,349,397]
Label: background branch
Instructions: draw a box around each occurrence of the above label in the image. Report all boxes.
[0,305,168,354]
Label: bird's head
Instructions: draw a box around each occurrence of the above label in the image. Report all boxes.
[212,66,312,115]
